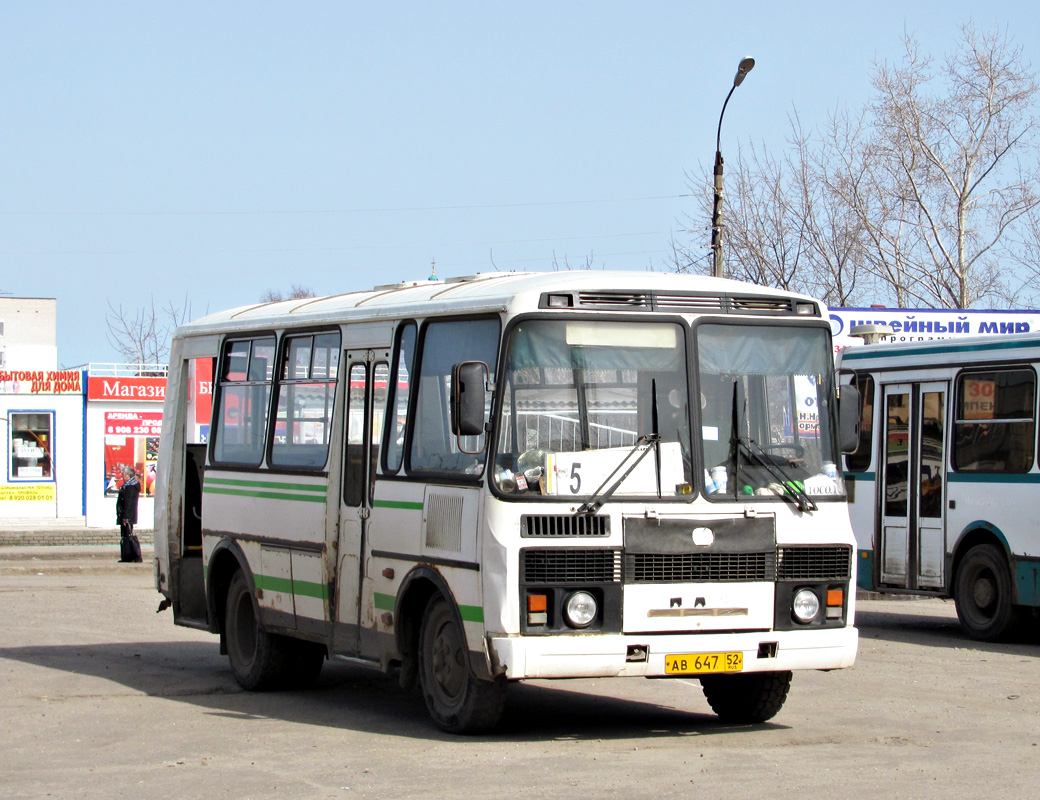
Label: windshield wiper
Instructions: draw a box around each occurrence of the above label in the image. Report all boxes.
[728,379,816,513]
[577,433,661,515]
[735,436,818,513]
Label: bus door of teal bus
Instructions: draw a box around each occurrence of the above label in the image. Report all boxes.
[879,381,949,591]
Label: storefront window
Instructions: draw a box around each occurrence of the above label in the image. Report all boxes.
[9,411,54,481]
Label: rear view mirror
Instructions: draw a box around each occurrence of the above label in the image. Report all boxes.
[451,361,490,439]
[838,384,861,454]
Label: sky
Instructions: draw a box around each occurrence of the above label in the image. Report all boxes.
[2,2,1038,368]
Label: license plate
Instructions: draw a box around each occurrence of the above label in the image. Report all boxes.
[664,652,743,674]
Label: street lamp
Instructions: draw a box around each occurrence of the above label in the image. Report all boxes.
[711,56,755,278]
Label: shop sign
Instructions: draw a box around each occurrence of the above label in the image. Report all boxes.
[0,369,83,395]
[0,484,56,502]
[87,376,167,401]
[830,308,1040,353]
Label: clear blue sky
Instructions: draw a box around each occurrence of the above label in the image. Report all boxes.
[2,2,1037,368]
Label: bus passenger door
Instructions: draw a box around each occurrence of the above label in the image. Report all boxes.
[173,356,213,626]
[333,353,388,657]
[879,381,948,590]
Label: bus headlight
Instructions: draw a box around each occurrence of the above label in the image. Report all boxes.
[564,591,598,628]
[792,589,821,623]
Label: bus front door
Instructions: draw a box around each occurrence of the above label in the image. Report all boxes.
[879,381,948,591]
[333,353,389,659]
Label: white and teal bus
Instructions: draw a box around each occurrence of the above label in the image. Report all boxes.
[154,271,861,733]
[839,332,1040,641]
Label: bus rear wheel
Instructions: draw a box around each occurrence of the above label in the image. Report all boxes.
[225,570,294,690]
[700,670,792,724]
[954,543,1020,642]
[419,595,505,734]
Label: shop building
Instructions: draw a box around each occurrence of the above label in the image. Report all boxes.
[0,297,86,518]
[84,365,167,528]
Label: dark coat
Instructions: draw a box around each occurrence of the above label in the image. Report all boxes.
[116,477,140,525]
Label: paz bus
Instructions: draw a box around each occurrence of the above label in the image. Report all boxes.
[839,332,1040,641]
[153,271,861,733]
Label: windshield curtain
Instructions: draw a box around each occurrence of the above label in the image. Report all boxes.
[493,319,692,499]
[697,323,843,500]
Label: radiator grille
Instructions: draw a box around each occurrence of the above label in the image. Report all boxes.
[522,515,610,538]
[777,546,852,580]
[522,546,851,585]
[625,551,773,583]
[425,493,463,552]
[522,548,622,583]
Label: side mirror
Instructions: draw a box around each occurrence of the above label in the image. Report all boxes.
[838,384,861,455]
[451,361,490,440]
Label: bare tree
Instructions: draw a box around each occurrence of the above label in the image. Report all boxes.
[105,295,194,367]
[682,25,1040,309]
[259,284,316,302]
[864,26,1039,307]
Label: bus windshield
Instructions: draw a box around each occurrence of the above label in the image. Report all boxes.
[493,319,692,499]
[697,323,843,501]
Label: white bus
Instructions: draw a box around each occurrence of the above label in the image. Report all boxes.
[839,332,1040,641]
[154,271,861,733]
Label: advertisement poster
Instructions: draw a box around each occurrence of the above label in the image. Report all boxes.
[103,411,161,497]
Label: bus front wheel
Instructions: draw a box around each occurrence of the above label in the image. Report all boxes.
[700,670,792,724]
[418,595,505,734]
[954,543,1020,642]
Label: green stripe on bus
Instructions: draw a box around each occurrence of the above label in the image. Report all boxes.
[254,574,329,600]
[206,477,327,492]
[373,592,483,623]
[372,499,425,510]
[948,472,1040,484]
[203,486,327,503]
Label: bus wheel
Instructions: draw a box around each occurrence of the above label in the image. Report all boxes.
[419,595,505,734]
[224,570,292,690]
[700,670,792,724]
[954,544,1020,642]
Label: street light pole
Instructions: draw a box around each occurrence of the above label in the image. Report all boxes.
[711,56,755,278]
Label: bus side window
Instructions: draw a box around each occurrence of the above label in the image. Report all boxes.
[845,373,874,473]
[212,337,275,466]
[270,331,341,469]
[344,363,367,507]
[953,368,1036,472]
[384,322,416,474]
[409,317,500,475]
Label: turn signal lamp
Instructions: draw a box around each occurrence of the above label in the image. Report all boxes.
[826,587,844,619]
[527,593,548,626]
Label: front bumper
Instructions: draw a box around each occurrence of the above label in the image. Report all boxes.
[488,625,858,679]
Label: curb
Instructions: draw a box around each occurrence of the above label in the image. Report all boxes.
[0,530,155,547]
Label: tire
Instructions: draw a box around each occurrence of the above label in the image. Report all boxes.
[701,670,792,724]
[224,570,294,690]
[418,595,506,734]
[954,543,1020,642]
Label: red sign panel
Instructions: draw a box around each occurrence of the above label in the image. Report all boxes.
[88,376,167,401]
